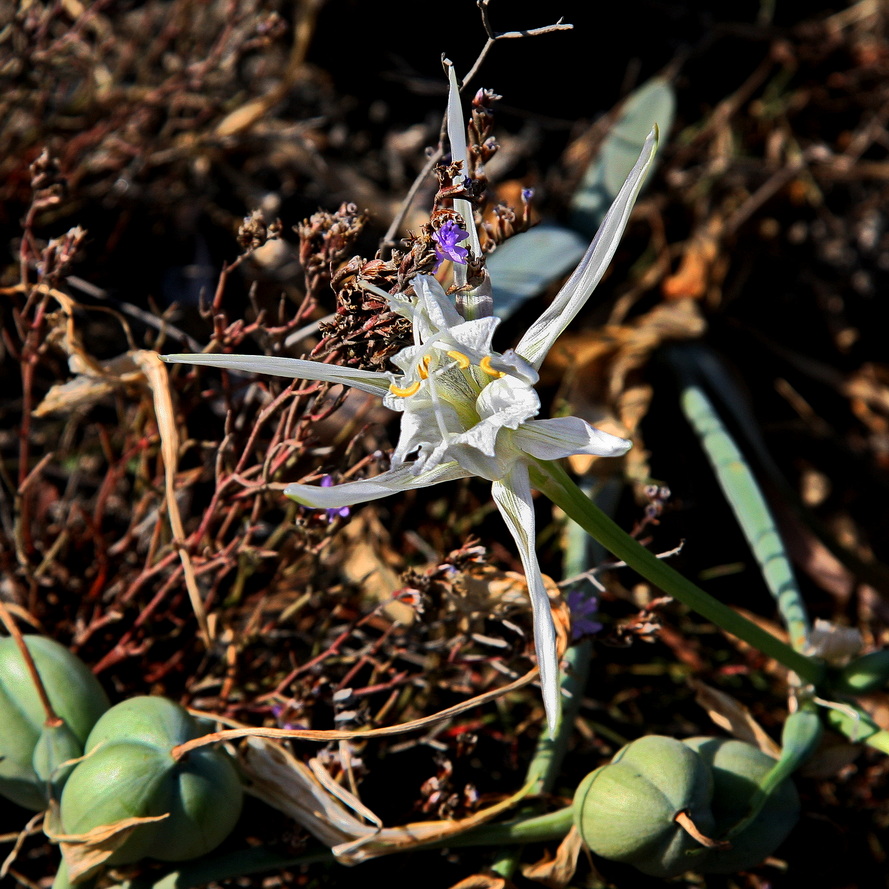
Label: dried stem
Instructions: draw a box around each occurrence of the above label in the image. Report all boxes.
[380,3,572,252]
[171,667,538,760]
[0,601,60,726]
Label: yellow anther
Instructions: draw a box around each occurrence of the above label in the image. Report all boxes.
[480,355,506,378]
[446,350,471,369]
[389,380,422,397]
[417,356,430,379]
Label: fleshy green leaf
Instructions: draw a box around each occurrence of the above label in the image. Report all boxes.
[570,78,675,238]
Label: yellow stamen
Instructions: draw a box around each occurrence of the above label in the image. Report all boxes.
[418,356,430,379]
[389,380,422,397]
[446,350,471,369]
[480,355,506,378]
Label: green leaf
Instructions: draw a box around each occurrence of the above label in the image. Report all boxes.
[676,379,810,651]
[570,78,675,238]
[489,224,588,321]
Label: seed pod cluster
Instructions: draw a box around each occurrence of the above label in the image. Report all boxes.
[59,696,243,864]
[0,636,110,810]
[572,734,800,878]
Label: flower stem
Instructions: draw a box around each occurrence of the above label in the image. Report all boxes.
[529,460,825,686]
[441,807,574,848]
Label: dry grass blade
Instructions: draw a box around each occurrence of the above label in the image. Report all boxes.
[134,350,212,645]
[177,668,538,756]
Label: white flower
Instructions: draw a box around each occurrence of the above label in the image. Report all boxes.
[163,128,657,733]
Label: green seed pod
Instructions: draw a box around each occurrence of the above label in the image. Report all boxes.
[835,649,889,694]
[59,696,243,865]
[683,737,800,873]
[572,735,716,878]
[32,720,84,799]
[0,635,110,810]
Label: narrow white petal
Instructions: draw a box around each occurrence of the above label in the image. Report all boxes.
[285,461,472,508]
[515,127,659,369]
[412,275,465,333]
[491,465,561,734]
[445,64,481,279]
[161,353,392,397]
[516,417,632,461]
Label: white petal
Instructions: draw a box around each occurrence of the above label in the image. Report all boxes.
[161,353,392,397]
[284,460,471,508]
[412,275,465,334]
[445,65,479,283]
[516,417,632,461]
[442,317,500,358]
[515,127,658,369]
[491,465,561,735]
[389,398,463,466]
[438,378,538,477]
[444,444,511,482]
[475,375,539,427]
[486,349,538,386]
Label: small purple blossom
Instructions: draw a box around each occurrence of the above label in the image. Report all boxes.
[567,589,603,641]
[270,703,306,731]
[432,219,469,270]
[321,475,350,521]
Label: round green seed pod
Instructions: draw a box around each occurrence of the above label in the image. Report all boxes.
[59,696,243,865]
[835,649,889,694]
[683,737,800,873]
[0,635,110,810]
[572,735,716,878]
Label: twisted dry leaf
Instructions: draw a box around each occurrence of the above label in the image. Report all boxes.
[239,736,534,865]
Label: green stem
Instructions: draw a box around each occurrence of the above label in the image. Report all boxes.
[529,460,825,687]
[525,641,592,793]
[438,807,574,848]
[824,704,889,755]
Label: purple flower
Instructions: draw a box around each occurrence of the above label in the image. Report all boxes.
[432,220,470,270]
[567,589,603,641]
[321,475,350,521]
[270,703,306,731]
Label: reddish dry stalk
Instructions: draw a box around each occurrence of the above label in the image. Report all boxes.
[337,622,401,690]
[14,293,53,562]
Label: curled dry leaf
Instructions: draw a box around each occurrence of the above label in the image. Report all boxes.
[44,805,168,884]
[33,351,145,417]
[689,678,781,757]
[133,350,211,644]
[521,825,584,888]
[661,213,728,301]
[30,286,143,418]
[239,737,534,865]
[549,298,706,481]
